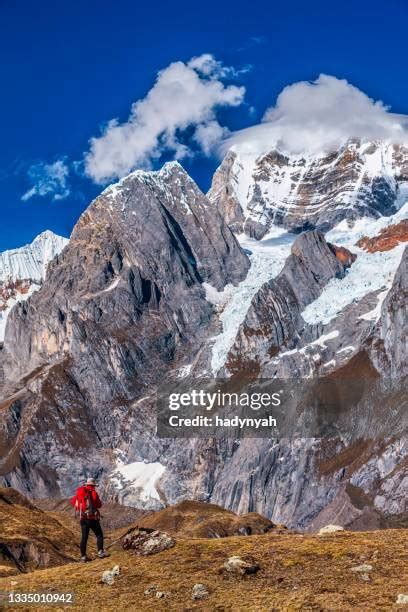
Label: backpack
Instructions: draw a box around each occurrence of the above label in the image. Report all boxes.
[73,486,96,518]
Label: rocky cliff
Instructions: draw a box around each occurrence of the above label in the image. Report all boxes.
[0,162,249,499]
[0,147,406,530]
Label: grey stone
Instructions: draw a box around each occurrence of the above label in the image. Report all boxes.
[223,555,260,576]
[191,583,209,600]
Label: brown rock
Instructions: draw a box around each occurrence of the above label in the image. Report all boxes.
[356,219,408,252]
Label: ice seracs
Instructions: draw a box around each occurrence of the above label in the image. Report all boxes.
[302,204,408,325]
[210,226,295,374]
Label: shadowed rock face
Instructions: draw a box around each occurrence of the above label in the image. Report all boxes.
[0,158,405,531]
[3,162,249,383]
[373,247,408,377]
[209,141,408,238]
[207,151,246,233]
[0,162,249,495]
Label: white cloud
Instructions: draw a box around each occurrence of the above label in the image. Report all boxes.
[187,53,251,79]
[85,54,245,183]
[194,121,228,155]
[225,74,408,156]
[187,54,229,77]
[22,159,70,201]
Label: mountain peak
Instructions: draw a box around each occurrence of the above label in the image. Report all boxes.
[209,139,408,239]
[0,230,68,341]
[32,229,63,242]
[100,160,190,203]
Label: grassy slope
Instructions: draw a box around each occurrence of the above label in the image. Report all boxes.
[0,529,407,610]
[138,499,276,538]
[0,490,79,575]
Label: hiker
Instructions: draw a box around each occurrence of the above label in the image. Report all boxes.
[70,477,109,562]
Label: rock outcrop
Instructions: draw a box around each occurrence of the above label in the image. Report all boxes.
[357,219,408,252]
[373,247,407,377]
[222,555,260,576]
[122,528,175,556]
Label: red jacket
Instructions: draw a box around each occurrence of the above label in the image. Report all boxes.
[71,485,102,520]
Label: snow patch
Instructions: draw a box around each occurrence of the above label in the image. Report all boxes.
[310,330,339,347]
[321,359,336,368]
[177,364,192,378]
[337,345,355,354]
[276,331,339,360]
[82,276,121,300]
[202,282,231,307]
[110,459,165,503]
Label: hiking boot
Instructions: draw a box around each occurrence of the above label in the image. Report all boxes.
[98,550,110,558]
[80,556,91,563]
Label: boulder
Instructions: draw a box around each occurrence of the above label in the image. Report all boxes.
[122,528,175,556]
[223,555,260,576]
[191,583,209,600]
[101,565,120,585]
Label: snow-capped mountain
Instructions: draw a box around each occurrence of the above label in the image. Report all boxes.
[208,139,408,238]
[0,230,68,340]
[0,144,406,530]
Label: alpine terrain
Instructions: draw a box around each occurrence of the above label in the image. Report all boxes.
[0,231,68,342]
[0,137,406,531]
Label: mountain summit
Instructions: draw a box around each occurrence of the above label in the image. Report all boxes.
[0,230,68,341]
[209,139,408,238]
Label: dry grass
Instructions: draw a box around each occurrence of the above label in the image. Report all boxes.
[0,529,407,611]
[0,489,79,574]
[138,500,276,538]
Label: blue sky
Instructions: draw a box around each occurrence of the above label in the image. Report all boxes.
[1,0,408,250]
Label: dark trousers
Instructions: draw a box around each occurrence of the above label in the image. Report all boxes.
[80,518,103,556]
